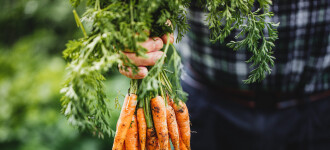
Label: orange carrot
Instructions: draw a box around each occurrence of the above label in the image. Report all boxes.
[112,93,138,150]
[172,100,190,150]
[146,127,159,150]
[168,137,171,150]
[151,96,169,150]
[145,96,159,150]
[179,138,188,150]
[125,114,139,150]
[166,95,174,107]
[117,122,126,150]
[137,108,147,150]
[118,122,125,150]
[166,105,180,150]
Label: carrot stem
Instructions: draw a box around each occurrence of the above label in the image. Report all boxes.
[72,9,87,38]
[130,79,138,94]
[144,96,153,128]
[138,97,144,108]
[161,70,173,93]
[158,74,167,106]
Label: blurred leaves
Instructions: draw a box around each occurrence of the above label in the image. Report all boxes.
[0,29,78,150]
[0,0,78,52]
[0,0,128,149]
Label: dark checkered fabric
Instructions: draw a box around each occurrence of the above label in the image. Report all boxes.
[177,0,330,93]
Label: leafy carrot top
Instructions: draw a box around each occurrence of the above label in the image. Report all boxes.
[61,0,278,138]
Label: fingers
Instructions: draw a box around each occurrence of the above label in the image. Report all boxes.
[140,37,164,52]
[161,33,174,44]
[119,19,174,79]
[125,37,163,52]
[124,51,164,66]
[119,66,148,79]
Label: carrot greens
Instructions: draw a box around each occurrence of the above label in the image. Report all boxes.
[61,0,189,138]
[202,0,279,83]
[61,0,278,139]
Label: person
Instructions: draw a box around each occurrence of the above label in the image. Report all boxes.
[119,0,330,149]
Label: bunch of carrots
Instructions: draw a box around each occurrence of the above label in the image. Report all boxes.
[112,78,191,150]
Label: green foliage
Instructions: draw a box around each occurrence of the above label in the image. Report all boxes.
[70,0,82,7]
[0,32,67,144]
[0,31,114,150]
[166,45,188,102]
[0,30,129,150]
[62,0,278,139]
[0,0,131,149]
[202,0,279,83]
[0,0,78,50]
[62,0,190,138]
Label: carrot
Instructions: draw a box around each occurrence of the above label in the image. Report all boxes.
[125,114,139,150]
[172,100,190,150]
[144,96,159,150]
[168,137,171,150]
[117,122,126,150]
[179,138,188,150]
[166,105,180,150]
[146,127,159,150]
[151,96,169,150]
[112,93,138,150]
[137,107,147,150]
[166,95,174,107]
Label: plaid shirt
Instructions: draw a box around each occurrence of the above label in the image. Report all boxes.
[178,0,330,94]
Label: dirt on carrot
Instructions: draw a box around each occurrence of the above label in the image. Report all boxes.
[151,96,169,150]
[146,127,159,150]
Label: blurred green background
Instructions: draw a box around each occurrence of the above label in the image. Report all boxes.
[0,0,129,149]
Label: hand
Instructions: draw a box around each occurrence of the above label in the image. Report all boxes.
[119,33,174,79]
